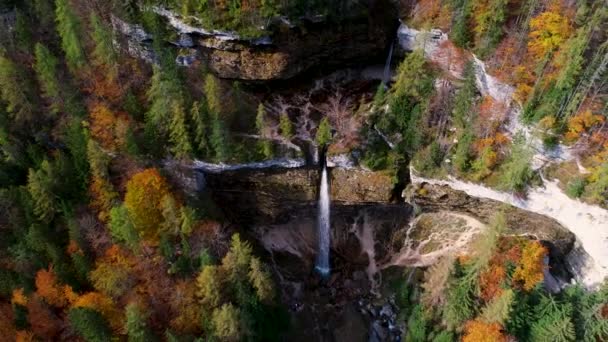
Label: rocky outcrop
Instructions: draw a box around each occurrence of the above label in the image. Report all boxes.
[405,182,576,278]
[118,1,398,80]
[202,167,395,224]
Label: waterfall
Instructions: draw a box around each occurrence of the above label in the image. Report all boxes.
[315,163,331,276]
[383,41,394,85]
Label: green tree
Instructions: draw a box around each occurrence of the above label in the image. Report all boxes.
[90,13,118,78]
[452,61,477,129]
[109,205,140,251]
[222,234,253,282]
[316,117,332,147]
[499,132,534,193]
[125,303,154,342]
[190,101,209,157]
[161,194,181,235]
[406,304,428,342]
[169,101,193,159]
[255,104,273,158]
[452,0,473,48]
[204,74,222,117]
[481,289,514,325]
[55,0,86,71]
[197,265,224,309]
[248,257,274,304]
[87,139,110,180]
[34,43,62,113]
[210,115,231,161]
[68,307,112,342]
[0,55,37,123]
[212,303,243,341]
[279,113,294,139]
[27,160,56,223]
[588,162,608,204]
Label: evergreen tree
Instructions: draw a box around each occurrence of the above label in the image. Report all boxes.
[481,289,514,325]
[125,303,154,342]
[406,304,428,342]
[34,43,62,113]
[27,160,56,223]
[315,117,332,147]
[499,132,534,193]
[197,265,224,309]
[68,307,112,342]
[89,13,118,78]
[55,0,86,71]
[452,61,477,129]
[161,194,181,235]
[87,139,110,180]
[190,101,209,157]
[255,104,273,158]
[210,115,231,162]
[0,55,37,123]
[169,101,193,159]
[248,257,274,304]
[279,113,294,139]
[109,205,140,252]
[204,74,222,117]
[212,303,244,341]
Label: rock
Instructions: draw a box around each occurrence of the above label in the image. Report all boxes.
[118,1,398,80]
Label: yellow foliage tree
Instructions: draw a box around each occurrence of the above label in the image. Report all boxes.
[528,9,571,60]
[462,320,506,342]
[72,292,123,331]
[124,168,173,241]
[513,240,548,291]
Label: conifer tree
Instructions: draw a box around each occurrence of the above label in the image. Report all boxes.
[481,289,514,325]
[212,303,243,341]
[499,132,534,193]
[279,114,294,139]
[55,0,86,71]
[27,161,56,223]
[0,55,36,123]
[68,307,112,342]
[89,13,118,78]
[315,117,332,146]
[204,74,222,117]
[125,303,153,342]
[169,101,193,159]
[210,115,231,162]
[109,205,140,252]
[452,61,477,129]
[34,43,62,113]
[190,101,209,157]
[248,257,274,304]
[255,104,273,158]
[197,265,224,309]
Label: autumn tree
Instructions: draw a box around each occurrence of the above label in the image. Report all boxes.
[124,169,173,241]
[248,257,274,304]
[528,7,571,61]
[462,319,506,342]
[513,240,547,290]
[55,0,86,71]
[197,265,224,309]
[35,267,76,308]
[212,303,244,341]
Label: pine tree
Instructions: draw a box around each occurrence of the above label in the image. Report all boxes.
[204,74,222,117]
[481,289,514,325]
[421,255,455,310]
[248,257,274,304]
[109,205,140,252]
[222,234,253,283]
[68,307,112,342]
[0,55,37,123]
[452,61,477,129]
[27,161,56,223]
[34,43,62,113]
[55,0,86,71]
[499,132,534,193]
[169,101,193,159]
[211,304,243,342]
[89,13,118,79]
[316,117,332,147]
[197,265,224,309]
[190,101,209,157]
[125,303,153,342]
[279,114,294,139]
[87,139,110,180]
[210,115,231,162]
[255,104,273,158]
[161,194,181,235]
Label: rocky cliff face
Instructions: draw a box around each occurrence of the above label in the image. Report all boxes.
[116,1,398,80]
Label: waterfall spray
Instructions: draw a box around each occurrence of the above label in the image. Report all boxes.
[315,160,331,277]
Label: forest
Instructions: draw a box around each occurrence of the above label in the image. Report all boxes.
[0,0,606,341]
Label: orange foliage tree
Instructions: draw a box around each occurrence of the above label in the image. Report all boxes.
[124,168,173,241]
[26,297,62,340]
[72,292,123,331]
[89,103,132,151]
[513,240,548,291]
[34,267,77,307]
[565,109,605,142]
[462,319,507,342]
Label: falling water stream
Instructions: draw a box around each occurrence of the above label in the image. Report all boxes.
[383,41,394,84]
[315,163,331,277]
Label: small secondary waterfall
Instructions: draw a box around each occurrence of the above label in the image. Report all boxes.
[315,163,331,276]
[383,41,394,84]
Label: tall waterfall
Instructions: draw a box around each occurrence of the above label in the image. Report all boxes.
[315,163,331,276]
[383,41,394,84]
